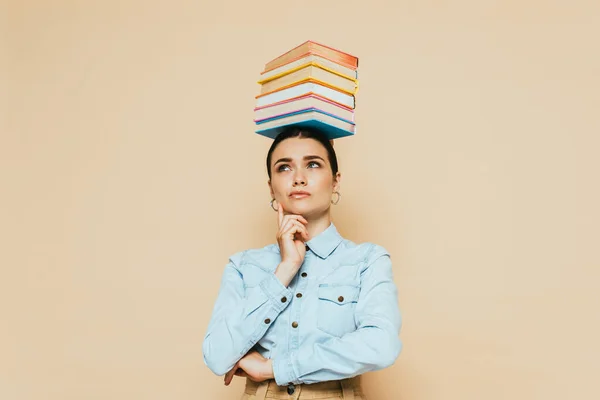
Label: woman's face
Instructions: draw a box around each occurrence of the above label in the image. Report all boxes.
[268,137,341,218]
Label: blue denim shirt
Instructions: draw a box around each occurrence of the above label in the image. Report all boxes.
[202,222,402,385]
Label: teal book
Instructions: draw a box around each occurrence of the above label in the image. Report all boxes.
[254,108,355,140]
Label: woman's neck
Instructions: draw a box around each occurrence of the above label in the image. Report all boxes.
[304,212,332,241]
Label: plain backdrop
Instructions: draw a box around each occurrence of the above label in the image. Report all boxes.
[1,1,599,399]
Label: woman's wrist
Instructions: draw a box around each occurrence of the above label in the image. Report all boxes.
[264,359,275,380]
[274,263,297,287]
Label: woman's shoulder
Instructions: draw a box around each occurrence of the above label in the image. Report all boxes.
[337,239,391,265]
[225,243,281,270]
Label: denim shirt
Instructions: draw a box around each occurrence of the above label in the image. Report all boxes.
[202,222,402,385]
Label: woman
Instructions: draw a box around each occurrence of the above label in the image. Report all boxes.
[202,127,402,399]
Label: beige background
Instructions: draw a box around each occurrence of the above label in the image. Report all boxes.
[1,1,599,399]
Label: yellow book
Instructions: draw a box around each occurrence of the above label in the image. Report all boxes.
[258,62,358,96]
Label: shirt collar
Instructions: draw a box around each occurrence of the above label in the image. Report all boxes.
[305,222,344,259]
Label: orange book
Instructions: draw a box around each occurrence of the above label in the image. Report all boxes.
[263,40,358,73]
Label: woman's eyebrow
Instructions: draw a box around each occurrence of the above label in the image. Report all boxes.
[274,155,325,165]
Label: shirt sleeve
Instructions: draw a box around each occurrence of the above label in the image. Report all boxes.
[272,244,402,385]
[202,251,294,376]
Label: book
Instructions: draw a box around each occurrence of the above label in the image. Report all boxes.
[255,80,355,109]
[264,40,358,72]
[254,93,354,123]
[255,109,355,140]
[254,41,359,140]
[258,62,358,95]
[255,107,353,125]
[260,53,358,81]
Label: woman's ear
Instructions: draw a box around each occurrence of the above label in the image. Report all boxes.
[333,172,342,192]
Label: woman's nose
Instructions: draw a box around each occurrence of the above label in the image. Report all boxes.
[293,175,306,186]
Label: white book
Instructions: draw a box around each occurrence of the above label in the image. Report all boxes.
[255,81,355,109]
[254,93,354,122]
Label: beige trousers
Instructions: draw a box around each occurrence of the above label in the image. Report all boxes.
[241,376,366,400]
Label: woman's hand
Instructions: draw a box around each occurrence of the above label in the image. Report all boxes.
[223,351,274,386]
[276,203,309,273]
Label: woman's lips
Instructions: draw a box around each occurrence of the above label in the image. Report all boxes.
[290,192,311,199]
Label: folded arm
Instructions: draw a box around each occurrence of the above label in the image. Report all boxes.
[202,252,293,376]
[272,245,402,385]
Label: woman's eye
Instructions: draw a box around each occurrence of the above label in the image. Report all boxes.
[277,162,319,172]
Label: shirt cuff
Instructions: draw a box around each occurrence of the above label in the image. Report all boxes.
[272,352,298,386]
[259,273,293,313]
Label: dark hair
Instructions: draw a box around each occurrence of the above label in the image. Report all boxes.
[266,127,339,180]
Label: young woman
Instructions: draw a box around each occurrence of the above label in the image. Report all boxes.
[202,127,402,399]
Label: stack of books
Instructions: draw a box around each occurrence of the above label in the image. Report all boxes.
[253,40,359,140]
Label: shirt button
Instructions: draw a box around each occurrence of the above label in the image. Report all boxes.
[338,296,344,302]
[296,293,302,298]
[301,272,308,278]
[281,296,287,303]
[292,321,299,328]
[264,318,271,324]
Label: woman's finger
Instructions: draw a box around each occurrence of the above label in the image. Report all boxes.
[283,212,308,225]
[224,369,232,385]
[283,220,309,241]
[278,202,283,227]
[280,218,304,236]
[279,218,296,238]
[280,214,308,228]
[224,362,239,386]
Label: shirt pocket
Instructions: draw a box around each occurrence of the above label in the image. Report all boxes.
[316,284,360,337]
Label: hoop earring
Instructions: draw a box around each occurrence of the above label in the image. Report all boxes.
[270,198,279,212]
[331,191,341,205]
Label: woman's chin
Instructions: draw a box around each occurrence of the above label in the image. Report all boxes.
[284,201,312,214]
[284,201,325,217]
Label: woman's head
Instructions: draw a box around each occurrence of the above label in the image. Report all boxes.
[266,127,341,218]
